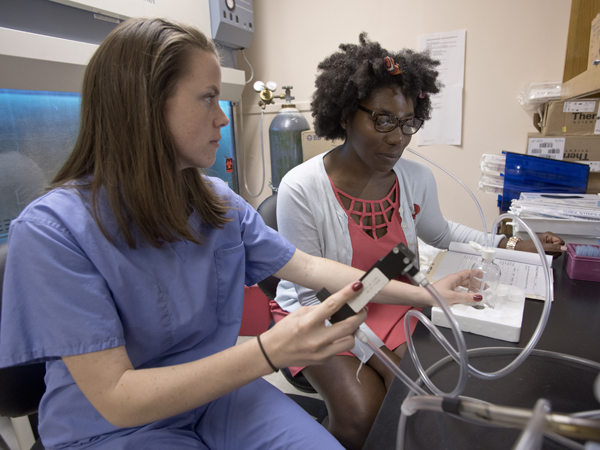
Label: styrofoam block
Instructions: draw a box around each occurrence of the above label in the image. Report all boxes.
[432,285,526,343]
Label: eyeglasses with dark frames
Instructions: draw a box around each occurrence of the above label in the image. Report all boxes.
[357,105,424,135]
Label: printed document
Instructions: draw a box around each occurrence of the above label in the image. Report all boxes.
[417,29,466,146]
[426,242,553,301]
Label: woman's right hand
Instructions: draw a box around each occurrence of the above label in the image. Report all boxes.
[430,269,483,306]
[258,281,368,370]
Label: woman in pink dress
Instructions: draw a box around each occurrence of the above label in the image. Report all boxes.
[272,33,565,450]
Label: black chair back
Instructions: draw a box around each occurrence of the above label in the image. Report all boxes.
[0,242,46,445]
[256,194,280,301]
[255,194,322,398]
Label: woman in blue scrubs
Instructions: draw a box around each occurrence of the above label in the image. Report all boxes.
[0,18,474,449]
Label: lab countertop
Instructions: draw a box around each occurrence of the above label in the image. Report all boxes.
[363,256,600,450]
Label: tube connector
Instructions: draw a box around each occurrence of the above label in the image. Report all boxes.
[469,240,497,261]
[412,271,429,287]
[355,328,369,344]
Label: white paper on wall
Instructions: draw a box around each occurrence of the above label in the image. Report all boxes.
[417,29,466,146]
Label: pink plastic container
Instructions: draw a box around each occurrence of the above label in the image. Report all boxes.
[564,244,600,282]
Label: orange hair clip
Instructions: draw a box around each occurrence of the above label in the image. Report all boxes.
[384,56,402,75]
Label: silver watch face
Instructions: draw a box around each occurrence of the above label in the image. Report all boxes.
[226,0,235,10]
[253,81,265,92]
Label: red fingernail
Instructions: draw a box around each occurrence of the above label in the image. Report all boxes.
[352,281,363,292]
[473,295,483,301]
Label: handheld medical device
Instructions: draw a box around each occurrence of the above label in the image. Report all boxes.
[317,242,421,324]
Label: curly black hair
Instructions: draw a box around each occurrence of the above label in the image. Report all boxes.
[311,33,441,140]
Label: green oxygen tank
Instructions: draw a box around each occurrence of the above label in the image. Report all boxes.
[268,86,309,192]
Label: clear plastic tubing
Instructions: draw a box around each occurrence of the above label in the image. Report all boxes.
[512,398,551,450]
[405,148,490,247]
[401,214,553,386]
[400,395,443,417]
[356,231,551,395]
[404,148,554,381]
[476,214,553,379]
[406,347,600,392]
[355,329,428,397]
[397,348,600,450]
[350,148,555,426]
[404,282,470,397]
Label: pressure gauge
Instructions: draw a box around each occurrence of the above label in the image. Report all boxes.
[226,0,235,11]
[253,81,265,93]
[266,81,277,91]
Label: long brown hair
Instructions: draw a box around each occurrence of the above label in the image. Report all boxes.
[52,18,231,248]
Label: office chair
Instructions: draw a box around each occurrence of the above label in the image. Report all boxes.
[256,194,328,424]
[0,243,46,450]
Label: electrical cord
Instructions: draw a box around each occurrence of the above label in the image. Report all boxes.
[240,49,254,84]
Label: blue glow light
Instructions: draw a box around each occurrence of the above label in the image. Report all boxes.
[0,90,237,243]
[0,89,81,242]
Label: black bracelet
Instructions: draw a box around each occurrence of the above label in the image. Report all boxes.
[256,334,279,373]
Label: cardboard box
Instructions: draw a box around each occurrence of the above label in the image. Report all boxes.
[526,132,600,192]
[588,172,600,194]
[537,99,600,136]
[561,13,600,100]
[526,132,600,173]
[301,130,343,161]
[589,13,600,71]
[560,68,600,100]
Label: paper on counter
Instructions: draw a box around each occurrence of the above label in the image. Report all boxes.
[426,242,553,301]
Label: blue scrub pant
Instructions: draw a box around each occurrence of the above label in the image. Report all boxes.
[49,379,343,450]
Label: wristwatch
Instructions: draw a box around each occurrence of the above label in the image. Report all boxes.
[506,236,521,250]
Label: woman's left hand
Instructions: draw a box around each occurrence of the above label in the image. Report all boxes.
[512,231,566,258]
[431,269,483,306]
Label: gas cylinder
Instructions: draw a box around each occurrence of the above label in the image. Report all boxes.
[268,89,309,192]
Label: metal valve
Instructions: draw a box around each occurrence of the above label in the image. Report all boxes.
[254,81,298,109]
[254,81,279,109]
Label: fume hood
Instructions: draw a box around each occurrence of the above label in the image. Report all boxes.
[0,0,251,100]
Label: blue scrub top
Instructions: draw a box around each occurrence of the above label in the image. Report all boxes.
[0,177,295,448]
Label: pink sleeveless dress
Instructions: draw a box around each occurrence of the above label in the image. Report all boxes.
[332,176,419,350]
[270,177,419,376]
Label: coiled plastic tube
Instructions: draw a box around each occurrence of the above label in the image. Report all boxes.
[512,398,551,450]
[396,348,600,450]
[354,217,552,401]
[404,149,554,381]
[355,329,428,396]
[404,283,470,397]
[411,214,553,382]
[347,147,571,448]
[400,395,443,417]
[405,148,490,247]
